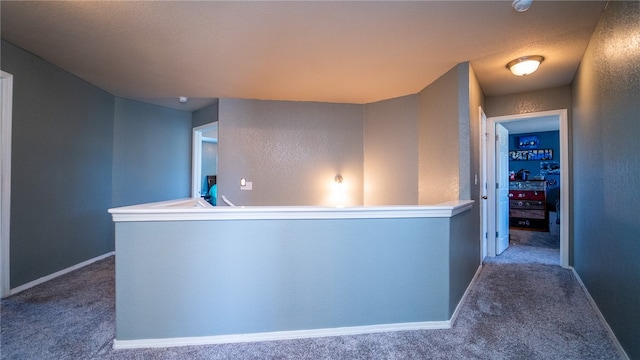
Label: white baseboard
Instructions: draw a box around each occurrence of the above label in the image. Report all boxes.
[570,267,630,360]
[450,264,483,326]
[8,252,114,296]
[113,320,452,350]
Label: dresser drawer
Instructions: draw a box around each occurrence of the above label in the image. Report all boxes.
[509,180,545,191]
[509,209,545,219]
[510,217,548,230]
[509,190,545,200]
[510,199,545,210]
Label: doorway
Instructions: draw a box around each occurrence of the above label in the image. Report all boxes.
[191,122,218,200]
[483,109,569,268]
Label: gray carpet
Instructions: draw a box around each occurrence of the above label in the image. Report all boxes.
[509,229,560,249]
[1,245,622,359]
[489,243,560,267]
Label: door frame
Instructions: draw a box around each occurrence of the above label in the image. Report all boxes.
[479,107,488,260]
[1,71,14,297]
[484,109,569,268]
[191,122,218,198]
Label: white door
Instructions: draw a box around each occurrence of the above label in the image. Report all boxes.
[495,123,510,255]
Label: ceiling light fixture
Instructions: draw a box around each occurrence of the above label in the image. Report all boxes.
[506,55,544,76]
[512,0,533,12]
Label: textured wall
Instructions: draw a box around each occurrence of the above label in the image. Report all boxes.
[468,64,484,256]
[456,63,472,201]
[417,62,481,206]
[1,40,115,288]
[363,94,419,205]
[112,98,192,207]
[468,63,484,204]
[218,99,364,206]
[572,2,640,358]
[485,86,571,118]
[418,66,461,204]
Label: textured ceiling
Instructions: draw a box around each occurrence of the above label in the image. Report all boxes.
[502,115,559,134]
[0,1,607,111]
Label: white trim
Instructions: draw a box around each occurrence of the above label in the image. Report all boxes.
[450,264,483,326]
[113,320,452,350]
[8,252,114,296]
[1,71,13,298]
[558,110,570,268]
[485,109,569,268]
[191,128,203,198]
[108,198,474,222]
[479,107,488,261]
[570,267,630,360]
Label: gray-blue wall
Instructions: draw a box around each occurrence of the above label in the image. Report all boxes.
[448,207,478,316]
[1,40,115,287]
[192,101,219,128]
[112,97,192,207]
[115,214,473,340]
[572,2,639,358]
[2,40,195,289]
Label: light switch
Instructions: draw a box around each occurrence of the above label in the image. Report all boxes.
[241,181,252,190]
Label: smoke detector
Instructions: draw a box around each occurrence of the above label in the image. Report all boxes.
[178,96,188,103]
[512,0,533,12]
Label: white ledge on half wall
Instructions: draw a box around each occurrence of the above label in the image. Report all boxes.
[108,198,474,222]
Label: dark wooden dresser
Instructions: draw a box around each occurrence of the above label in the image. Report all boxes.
[509,180,548,231]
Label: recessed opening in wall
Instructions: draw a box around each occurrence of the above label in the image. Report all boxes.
[192,122,218,204]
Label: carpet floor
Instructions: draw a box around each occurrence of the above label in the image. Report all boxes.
[1,245,622,359]
[509,229,560,249]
